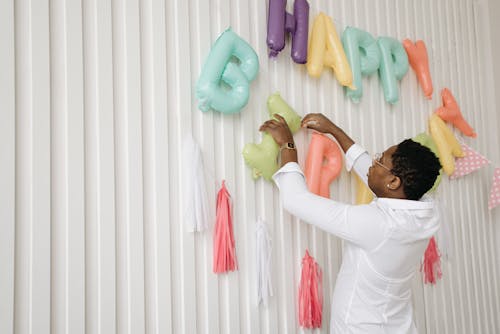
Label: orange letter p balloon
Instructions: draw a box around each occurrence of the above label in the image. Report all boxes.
[305,133,343,198]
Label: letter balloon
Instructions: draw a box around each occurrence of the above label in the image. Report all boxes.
[403,39,433,99]
[267,0,309,63]
[304,132,343,198]
[354,174,373,205]
[435,88,477,138]
[342,27,381,103]
[196,28,259,114]
[242,93,302,181]
[377,37,409,104]
[307,13,354,88]
[429,114,465,175]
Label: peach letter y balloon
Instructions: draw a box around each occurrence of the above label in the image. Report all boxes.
[403,39,433,99]
[435,88,477,138]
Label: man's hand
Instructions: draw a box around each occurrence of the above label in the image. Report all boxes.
[301,113,355,153]
[301,113,337,134]
[259,114,295,146]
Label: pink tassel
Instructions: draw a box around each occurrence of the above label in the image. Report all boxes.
[213,180,238,273]
[298,250,323,328]
[421,236,442,284]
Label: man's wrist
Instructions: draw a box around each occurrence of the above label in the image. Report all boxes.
[277,137,295,146]
[280,142,296,150]
[327,124,341,137]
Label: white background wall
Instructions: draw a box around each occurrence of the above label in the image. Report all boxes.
[488,0,500,265]
[1,0,499,333]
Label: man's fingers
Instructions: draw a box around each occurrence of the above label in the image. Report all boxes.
[261,121,279,130]
[301,115,312,126]
[273,114,286,124]
[266,122,277,128]
[301,117,318,128]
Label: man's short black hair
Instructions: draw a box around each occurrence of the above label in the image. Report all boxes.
[390,139,442,200]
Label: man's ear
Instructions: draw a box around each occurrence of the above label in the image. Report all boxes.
[387,175,402,190]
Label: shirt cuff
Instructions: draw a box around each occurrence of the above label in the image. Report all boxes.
[345,144,368,172]
[272,162,305,187]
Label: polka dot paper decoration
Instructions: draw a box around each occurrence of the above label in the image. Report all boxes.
[450,142,490,179]
[488,168,500,210]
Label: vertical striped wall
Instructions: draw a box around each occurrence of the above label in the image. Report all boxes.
[1,0,499,333]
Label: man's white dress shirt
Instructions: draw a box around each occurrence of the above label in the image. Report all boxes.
[272,144,440,334]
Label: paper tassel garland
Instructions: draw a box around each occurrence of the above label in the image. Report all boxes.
[213,181,238,273]
[488,167,500,210]
[256,217,273,305]
[450,142,490,179]
[422,236,442,284]
[298,250,323,328]
[182,135,211,232]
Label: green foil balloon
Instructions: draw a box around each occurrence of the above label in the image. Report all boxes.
[412,132,442,192]
[196,28,259,114]
[242,93,302,181]
[377,37,409,104]
[342,27,380,103]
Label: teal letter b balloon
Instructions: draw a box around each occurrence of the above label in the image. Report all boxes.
[196,28,259,114]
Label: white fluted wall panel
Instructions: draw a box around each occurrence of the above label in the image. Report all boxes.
[1,0,499,333]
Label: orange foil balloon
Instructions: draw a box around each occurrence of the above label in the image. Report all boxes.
[402,39,433,99]
[435,88,477,138]
[304,132,343,198]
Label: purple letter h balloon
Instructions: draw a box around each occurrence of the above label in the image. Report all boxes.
[267,0,309,64]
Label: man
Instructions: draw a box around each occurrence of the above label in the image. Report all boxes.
[260,113,441,333]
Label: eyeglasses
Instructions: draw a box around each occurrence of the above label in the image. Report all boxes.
[372,152,392,172]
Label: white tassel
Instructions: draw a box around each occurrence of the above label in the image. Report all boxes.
[182,135,210,232]
[256,217,273,306]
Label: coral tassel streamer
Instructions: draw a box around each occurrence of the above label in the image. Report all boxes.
[213,181,238,273]
[422,236,442,284]
[298,250,323,328]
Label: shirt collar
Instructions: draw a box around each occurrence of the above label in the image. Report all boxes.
[375,195,434,210]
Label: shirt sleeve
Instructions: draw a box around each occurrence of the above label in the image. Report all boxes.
[345,143,372,187]
[272,162,386,251]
